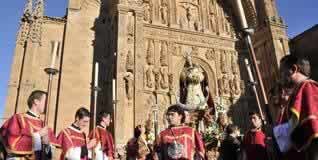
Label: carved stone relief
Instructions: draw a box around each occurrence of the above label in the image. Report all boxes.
[124,72,134,100]
[205,48,216,60]
[191,46,199,56]
[230,74,241,96]
[218,74,230,96]
[146,39,155,65]
[145,66,155,88]
[160,67,169,89]
[208,0,217,33]
[153,68,161,90]
[143,0,152,23]
[220,50,230,73]
[127,12,135,44]
[160,41,168,66]
[168,73,174,92]
[178,1,201,31]
[159,0,168,25]
[231,52,239,74]
[126,50,134,72]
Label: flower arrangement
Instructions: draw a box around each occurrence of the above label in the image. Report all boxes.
[146,131,155,144]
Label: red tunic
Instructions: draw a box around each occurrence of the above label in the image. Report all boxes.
[243,130,267,160]
[289,80,318,150]
[89,125,115,159]
[1,112,59,155]
[57,125,88,160]
[155,126,205,160]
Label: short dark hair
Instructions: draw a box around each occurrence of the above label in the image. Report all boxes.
[97,111,111,124]
[226,124,238,135]
[27,90,47,109]
[248,111,261,118]
[75,107,90,120]
[167,104,186,123]
[134,125,142,138]
[280,55,311,77]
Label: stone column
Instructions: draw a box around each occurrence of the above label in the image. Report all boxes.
[115,4,134,146]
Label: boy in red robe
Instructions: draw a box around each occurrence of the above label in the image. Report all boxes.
[243,112,267,160]
[1,90,59,159]
[154,104,205,160]
[57,107,96,160]
[280,55,318,160]
[89,111,115,160]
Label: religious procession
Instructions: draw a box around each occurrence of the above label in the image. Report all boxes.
[1,0,317,159]
[1,53,318,160]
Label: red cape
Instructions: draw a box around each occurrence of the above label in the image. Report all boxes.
[289,80,318,150]
[89,126,115,158]
[1,113,59,155]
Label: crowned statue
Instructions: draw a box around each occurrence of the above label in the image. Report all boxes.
[179,51,211,111]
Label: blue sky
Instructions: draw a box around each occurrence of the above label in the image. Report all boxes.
[0,0,317,117]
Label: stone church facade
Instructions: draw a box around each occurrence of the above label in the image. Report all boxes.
[4,0,289,150]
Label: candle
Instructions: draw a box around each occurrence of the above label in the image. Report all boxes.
[244,59,255,82]
[94,62,99,87]
[112,79,116,101]
[50,41,59,68]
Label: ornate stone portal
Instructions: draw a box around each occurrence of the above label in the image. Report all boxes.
[4,0,290,159]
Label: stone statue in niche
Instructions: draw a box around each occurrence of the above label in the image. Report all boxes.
[124,72,134,100]
[159,0,168,25]
[179,52,210,110]
[231,52,239,74]
[230,74,241,96]
[220,50,229,73]
[160,67,169,89]
[127,13,134,43]
[153,68,161,90]
[168,73,174,92]
[126,50,134,72]
[218,74,230,95]
[216,1,225,34]
[208,0,217,33]
[146,39,155,65]
[145,67,155,88]
[143,0,152,23]
[160,41,168,66]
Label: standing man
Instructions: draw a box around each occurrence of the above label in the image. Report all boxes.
[57,107,96,160]
[219,124,242,160]
[89,111,115,160]
[280,55,318,159]
[154,104,205,160]
[1,90,59,159]
[243,112,267,160]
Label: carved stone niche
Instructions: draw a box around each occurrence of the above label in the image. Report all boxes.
[178,1,201,31]
[145,39,155,65]
[160,40,168,66]
[218,74,231,96]
[143,0,153,23]
[159,0,168,25]
[124,72,134,100]
[205,48,216,61]
[144,66,155,89]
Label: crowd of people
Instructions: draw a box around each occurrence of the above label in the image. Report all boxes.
[0,54,317,160]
